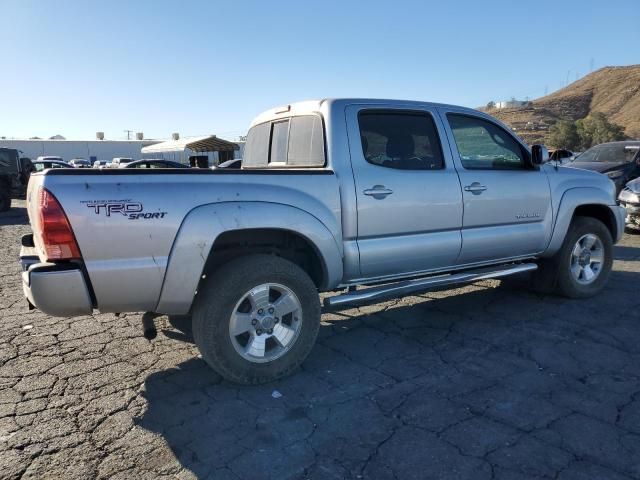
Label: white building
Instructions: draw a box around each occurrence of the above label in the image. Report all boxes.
[494,99,528,110]
[0,138,161,163]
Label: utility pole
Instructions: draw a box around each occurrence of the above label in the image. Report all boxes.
[123,129,133,140]
[590,57,594,73]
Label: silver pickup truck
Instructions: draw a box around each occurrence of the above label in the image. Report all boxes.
[21,98,625,384]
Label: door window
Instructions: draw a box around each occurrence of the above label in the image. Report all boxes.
[358,111,444,170]
[447,114,527,170]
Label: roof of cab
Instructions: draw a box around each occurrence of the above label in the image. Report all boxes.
[248,98,481,128]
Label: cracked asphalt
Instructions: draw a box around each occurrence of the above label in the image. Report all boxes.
[2,199,640,479]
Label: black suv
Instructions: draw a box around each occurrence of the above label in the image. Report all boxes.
[0,148,32,211]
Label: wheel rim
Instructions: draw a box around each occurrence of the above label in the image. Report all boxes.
[569,233,605,285]
[228,283,303,363]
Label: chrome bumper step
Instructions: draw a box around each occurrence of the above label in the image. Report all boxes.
[324,263,537,308]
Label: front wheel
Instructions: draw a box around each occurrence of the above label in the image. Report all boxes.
[192,254,321,384]
[536,216,613,298]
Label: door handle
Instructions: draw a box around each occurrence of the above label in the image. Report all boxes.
[363,185,394,198]
[464,182,487,195]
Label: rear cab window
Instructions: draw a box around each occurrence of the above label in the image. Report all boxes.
[358,110,444,170]
[243,115,326,168]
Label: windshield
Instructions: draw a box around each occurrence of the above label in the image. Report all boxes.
[576,144,640,163]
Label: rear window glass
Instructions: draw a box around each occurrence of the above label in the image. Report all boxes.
[243,115,325,168]
[243,122,270,167]
[269,121,289,164]
[287,116,325,166]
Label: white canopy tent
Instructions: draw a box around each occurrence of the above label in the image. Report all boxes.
[141,135,240,166]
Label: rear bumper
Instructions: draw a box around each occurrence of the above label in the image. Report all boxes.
[20,239,93,317]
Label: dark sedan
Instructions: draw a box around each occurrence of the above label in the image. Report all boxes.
[569,141,640,193]
[123,159,189,169]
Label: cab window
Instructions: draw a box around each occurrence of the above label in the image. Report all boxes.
[447,114,527,170]
[358,111,444,170]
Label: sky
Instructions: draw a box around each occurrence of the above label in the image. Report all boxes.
[1,0,638,141]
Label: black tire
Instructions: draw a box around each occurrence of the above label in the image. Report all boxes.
[534,216,613,298]
[192,254,321,384]
[0,189,10,212]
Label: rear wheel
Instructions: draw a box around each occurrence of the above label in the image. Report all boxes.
[192,254,321,384]
[534,216,613,298]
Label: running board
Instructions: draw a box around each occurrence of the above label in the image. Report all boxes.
[324,263,537,309]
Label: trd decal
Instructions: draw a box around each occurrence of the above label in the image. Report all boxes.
[82,200,167,220]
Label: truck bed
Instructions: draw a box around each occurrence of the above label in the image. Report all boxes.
[26,168,342,313]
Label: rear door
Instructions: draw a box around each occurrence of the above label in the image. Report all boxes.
[439,108,552,264]
[346,104,463,279]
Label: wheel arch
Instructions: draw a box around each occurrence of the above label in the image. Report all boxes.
[155,202,343,314]
[543,187,619,257]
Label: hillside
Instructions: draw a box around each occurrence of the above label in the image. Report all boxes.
[485,65,640,145]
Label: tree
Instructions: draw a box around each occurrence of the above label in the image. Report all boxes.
[576,112,626,149]
[486,101,496,110]
[547,120,580,150]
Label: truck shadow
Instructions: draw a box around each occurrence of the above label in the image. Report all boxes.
[137,263,640,478]
[0,207,28,226]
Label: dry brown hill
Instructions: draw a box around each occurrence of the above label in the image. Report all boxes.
[485,65,640,145]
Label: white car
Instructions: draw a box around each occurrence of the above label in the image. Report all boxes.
[110,157,134,168]
[36,155,64,163]
[32,160,72,171]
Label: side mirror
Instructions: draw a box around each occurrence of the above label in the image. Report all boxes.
[531,144,549,165]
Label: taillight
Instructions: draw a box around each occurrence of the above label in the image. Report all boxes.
[38,187,81,261]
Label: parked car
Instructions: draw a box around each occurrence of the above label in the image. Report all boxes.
[569,141,640,193]
[109,157,134,168]
[68,158,92,168]
[548,149,575,163]
[32,160,72,171]
[124,159,189,169]
[215,158,242,169]
[36,155,64,163]
[0,148,29,212]
[618,178,640,231]
[93,160,109,168]
[20,98,625,384]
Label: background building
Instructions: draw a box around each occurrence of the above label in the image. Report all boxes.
[0,137,160,162]
[494,99,529,110]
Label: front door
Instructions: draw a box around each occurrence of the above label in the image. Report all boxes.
[439,109,553,264]
[346,105,463,280]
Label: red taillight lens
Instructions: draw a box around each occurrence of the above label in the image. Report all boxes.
[38,187,81,261]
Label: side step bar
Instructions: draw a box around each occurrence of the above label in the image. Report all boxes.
[324,263,537,308]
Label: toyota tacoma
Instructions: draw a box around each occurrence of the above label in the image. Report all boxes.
[20,99,626,383]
